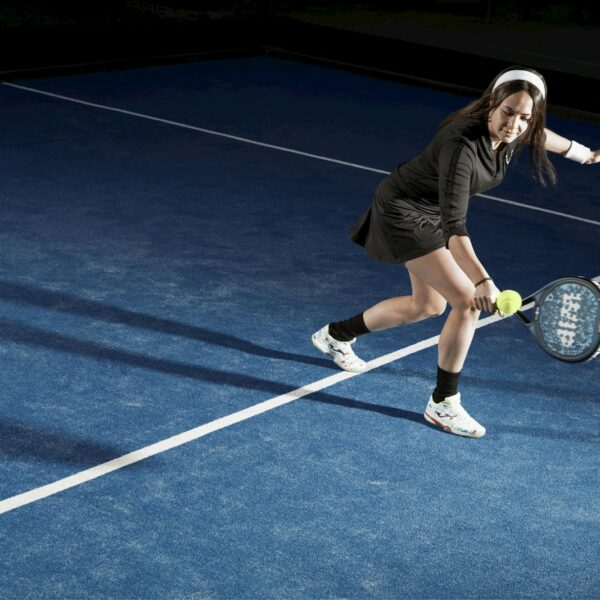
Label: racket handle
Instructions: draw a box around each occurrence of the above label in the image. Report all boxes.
[515,309,531,325]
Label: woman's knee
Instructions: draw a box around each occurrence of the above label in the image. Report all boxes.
[416,298,448,318]
[446,286,476,312]
[449,294,481,324]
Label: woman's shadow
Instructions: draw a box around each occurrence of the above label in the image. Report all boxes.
[0,280,333,369]
[0,281,426,465]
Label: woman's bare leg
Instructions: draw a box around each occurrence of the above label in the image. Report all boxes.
[404,248,486,437]
[404,248,480,373]
[363,271,448,331]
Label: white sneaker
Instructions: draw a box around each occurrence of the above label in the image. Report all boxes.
[424,393,486,438]
[311,324,368,373]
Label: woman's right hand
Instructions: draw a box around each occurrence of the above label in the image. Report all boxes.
[472,279,500,313]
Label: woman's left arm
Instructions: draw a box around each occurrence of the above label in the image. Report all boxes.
[544,128,600,164]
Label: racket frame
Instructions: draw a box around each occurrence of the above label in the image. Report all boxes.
[514,275,600,362]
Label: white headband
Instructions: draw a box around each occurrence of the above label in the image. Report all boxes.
[492,70,546,99]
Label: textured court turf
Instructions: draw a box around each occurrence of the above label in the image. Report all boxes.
[0,57,598,598]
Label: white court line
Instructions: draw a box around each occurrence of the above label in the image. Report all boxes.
[2,82,384,175]
[3,81,600,228]
[0,312,503,515]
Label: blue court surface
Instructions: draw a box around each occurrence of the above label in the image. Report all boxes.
[0,56,599,599]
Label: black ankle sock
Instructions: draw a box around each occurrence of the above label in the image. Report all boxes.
[328,313,370,342]
[432,366,461,403]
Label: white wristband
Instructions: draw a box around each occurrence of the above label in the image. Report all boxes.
[565,140,591,164]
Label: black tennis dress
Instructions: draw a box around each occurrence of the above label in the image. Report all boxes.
[349,116,518,263]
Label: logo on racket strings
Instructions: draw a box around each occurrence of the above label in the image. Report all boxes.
[555,292,582,348]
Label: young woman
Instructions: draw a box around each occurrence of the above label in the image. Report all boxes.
[312,66,600,438]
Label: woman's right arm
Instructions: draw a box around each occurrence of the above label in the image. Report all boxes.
[447,235,499,312]
[438,140,499,311]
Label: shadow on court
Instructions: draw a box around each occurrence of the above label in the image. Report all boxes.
[0,318,335,392]
[0,418,128,467]
[306,393,424,425]
[0,281,333,369]
[2,286,594,445]
[0,317,425,429]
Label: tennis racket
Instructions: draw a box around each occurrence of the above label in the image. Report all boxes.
[514,275,600,362]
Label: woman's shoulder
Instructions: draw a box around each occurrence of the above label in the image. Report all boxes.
[435,116,485,144]
[429,116,488,163]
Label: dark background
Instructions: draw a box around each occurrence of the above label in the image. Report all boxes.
[1,1,598,117]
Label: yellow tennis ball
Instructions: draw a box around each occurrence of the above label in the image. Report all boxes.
[496,290,522,315]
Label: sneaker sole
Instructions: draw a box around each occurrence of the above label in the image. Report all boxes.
[424,411,485,438]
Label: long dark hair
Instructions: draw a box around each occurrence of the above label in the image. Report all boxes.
[439,66,556,186]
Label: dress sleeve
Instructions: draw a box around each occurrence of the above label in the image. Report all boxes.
[438,138,475,243]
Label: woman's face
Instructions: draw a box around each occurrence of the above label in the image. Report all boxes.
[488,91,534,148]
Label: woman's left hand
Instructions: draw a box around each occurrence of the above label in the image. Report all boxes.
[585,149,600,164]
